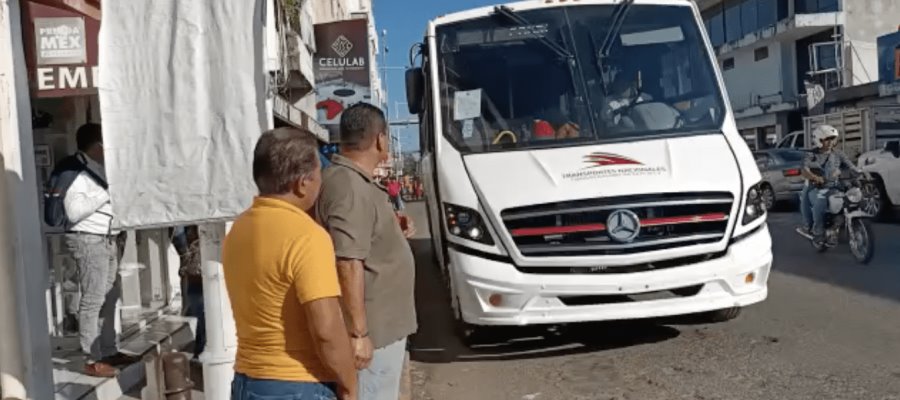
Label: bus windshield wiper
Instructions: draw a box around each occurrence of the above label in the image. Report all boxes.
[493,5,574,61]
[594,0,635,94]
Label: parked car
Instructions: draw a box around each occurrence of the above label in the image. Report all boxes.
[858,140,900,219]
[754,149,807,210]
[775,131,805,150]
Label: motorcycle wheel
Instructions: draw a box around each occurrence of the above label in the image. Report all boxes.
[849,219,875,264]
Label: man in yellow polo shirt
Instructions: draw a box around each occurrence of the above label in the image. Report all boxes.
[223,127,357,399]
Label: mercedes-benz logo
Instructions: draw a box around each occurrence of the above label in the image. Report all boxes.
[606,209,641,243]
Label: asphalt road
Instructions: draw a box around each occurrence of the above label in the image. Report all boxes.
[404,202,900,400]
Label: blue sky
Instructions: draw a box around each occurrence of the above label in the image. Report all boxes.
[373,0,493,153]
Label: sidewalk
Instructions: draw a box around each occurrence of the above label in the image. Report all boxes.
[53,314,194,400]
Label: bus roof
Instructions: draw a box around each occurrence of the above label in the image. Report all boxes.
[432,0,695,27]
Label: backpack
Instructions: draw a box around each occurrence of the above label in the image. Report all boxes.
[43,154,108,228]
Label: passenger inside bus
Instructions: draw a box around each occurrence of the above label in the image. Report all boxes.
[440,66,584,150]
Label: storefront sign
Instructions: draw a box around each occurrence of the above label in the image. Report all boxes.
[314,19,372,142]
[878,31,900,97]
[34,17,86,65]
[24,2,100,98]
[35,65,98,91]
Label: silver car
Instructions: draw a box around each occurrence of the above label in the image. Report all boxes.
[754,149,807,210]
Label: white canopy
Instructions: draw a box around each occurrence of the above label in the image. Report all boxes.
[99,0,267,229]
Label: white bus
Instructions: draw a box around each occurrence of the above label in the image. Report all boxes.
[405,0,772,343]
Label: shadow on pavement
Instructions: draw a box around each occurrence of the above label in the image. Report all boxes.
[766,211,900,303]
[408,239,681,364]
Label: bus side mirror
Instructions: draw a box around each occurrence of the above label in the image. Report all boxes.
[885,141,900,158]
[405,67,424,114]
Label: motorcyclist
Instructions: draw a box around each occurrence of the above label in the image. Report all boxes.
[797,125,861,245]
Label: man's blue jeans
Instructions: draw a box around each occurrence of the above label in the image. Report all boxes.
[231,373,337,400]
[65,233,123,363]
[183,280,205,357]
[799,185,812,230]
[808,187,831,238]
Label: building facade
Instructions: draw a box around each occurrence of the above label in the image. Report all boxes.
[0,0,392,397]
[697,0,900,150]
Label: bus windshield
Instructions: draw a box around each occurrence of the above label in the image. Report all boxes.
[435,4,726,153]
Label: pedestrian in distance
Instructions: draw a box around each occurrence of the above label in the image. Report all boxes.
[386,177,404,211]
[171,225,205,359]
[316,103,418,400]
[223,127,357,400]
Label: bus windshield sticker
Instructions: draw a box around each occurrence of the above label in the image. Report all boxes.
[462,119,474,138]
[454,89,482,121]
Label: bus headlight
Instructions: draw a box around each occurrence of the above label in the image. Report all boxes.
[444,203,495,245]
[742,182,766,225]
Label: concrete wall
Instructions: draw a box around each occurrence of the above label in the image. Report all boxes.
[313,0,349,24]
[722,41,788,111]
[843,0,900,87]
[0,0,54,397]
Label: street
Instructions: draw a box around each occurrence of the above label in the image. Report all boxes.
[405,202,900,400]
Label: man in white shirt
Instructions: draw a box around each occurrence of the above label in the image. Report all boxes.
[63,123,133,377]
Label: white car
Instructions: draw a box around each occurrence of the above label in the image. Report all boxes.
[858,140,900,218]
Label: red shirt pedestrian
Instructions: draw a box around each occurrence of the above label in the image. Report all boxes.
[386,180,401,198]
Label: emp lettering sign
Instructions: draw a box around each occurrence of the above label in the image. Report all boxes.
[36,65,99,91]
[34,17,87,65]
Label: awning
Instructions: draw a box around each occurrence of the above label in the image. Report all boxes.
[273,95,329,142]
[28,0,100,20]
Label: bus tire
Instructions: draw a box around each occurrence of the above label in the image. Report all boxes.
[704,307,742,323]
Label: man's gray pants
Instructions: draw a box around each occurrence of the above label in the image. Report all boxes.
[359,338,407,400]
[65,233,122,363]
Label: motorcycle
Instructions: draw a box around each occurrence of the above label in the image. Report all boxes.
[795,173,876,264]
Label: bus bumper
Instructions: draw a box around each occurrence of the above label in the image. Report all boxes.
[449,225,772,326]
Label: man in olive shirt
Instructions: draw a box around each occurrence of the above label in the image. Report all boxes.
[316,103,417,400]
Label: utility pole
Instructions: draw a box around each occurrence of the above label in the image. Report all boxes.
[380,29,389,116]
[0,0,54,398]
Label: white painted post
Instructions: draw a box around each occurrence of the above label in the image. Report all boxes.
[198,222,237,399]
[0,0,55,397]
[120,231,145,324]
[0,145,27,400]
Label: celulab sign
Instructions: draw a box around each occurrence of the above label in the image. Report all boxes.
[313,19,373,142]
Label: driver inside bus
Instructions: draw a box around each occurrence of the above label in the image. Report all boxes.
[599,63,654,129]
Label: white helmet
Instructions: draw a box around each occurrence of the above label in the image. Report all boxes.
[812,124,839,148]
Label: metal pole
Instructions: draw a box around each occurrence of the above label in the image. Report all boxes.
[0,0,54,397]
[381,29,389,114]
[198,222,236,399]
